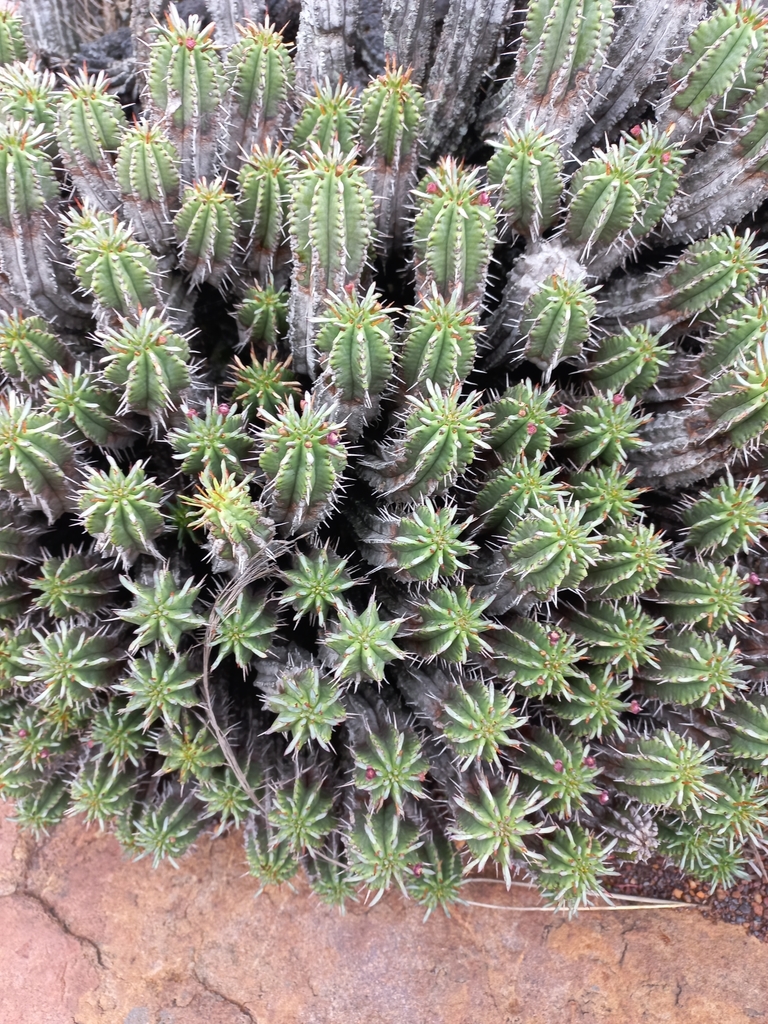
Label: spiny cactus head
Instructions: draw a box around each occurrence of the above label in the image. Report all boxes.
[587,325,670,396]
[227,348,298,421]
[117,568,205,654]
[348,803,422,903]
[227,16,295,125]
[650,561,752,631]
[561,392,649,466]
[169,399,253,479]
[68,760,136,829]
[361,60,424,166]
[565,601,662,677]
[184,467,274,570]
[237,140,294,258]
[608,730,722,811]
[389,500,477,583]
[88,700,148,774]
[292,79,360,156]
[400,286,479,392]
[637,630,745,709]
[115,118,181,203]
[413,157,495,304]
[452,774,543,886]
[708,340,768,449]
[78,458,165,564]
[245,821,298,893]
[682,474,768,556]
[549,665,630,740]
[315,285,395,408]
[175,176,239,286]
[505,500,601,596]
[237,284,289,350]
[519,729,601,818]
[131,796,206,868]
[323,597,403,684]
[364,383,490,503]
[521,274,597,375]
[406,834,464,920]
[259,393,348,533]
[267,776,335,855]
[491,618,587,697]
[68,218,159,317]
[476,453,565,533]
[487,381,563,460]
[409,585,495,664]
[57,68,125,161]
[0,62,58,147]
[701,291,768,378]
[263,662,346,753]
[28,552,118,619]
[669,229,768,317]
[566,140,649,250]
[211,590,277,671]
[148,5,223,124]
[99,309,191,423]
[535,826,615,914]
[279,548,355,626]
[582,523,670,600]
[623,123,686,237]
[0,118,58,224]
[441,679,525,770]
[487,120,564,239]
[668,1,768,120]
[21,623,123,708]
[116,649,199,730]
[353,721,429,813]
[0,309,67,387]
[568,465,644,524]
[0,3,27,64]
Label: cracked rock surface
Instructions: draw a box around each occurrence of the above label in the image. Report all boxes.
[2,802,767,1024]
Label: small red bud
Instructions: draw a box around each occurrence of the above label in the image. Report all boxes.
[185,408,198,418]
[612,393,625,405]
[584,755,597,768]
[661,152,671,164]
[547,630,560,644]
[426,181,439,194]
[217,403,230,416]
[413,863,423,877]
[526,422,537,436]
[17,729,27,738]
[553,759,564,774]
[748,572,761,586]
[629,700,642,714]
[536,676,546,686]
[40,748,49,758]
[300,399,308,411]
[344,281,355,294]
[185,37,196,50]
[630,124,642,138]
[87,739,94,749]
[478,191,490,205]
[598,791,610,805]
[365,767,376,780]
[557,405,568,416]
[326,431,340,446]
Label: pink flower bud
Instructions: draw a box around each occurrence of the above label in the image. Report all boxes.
[326,431,340,446]
[526,422,538,436]
[426,181,439,194]
[217,403,230,416]
[478,192,490,206]
[40,748,49,758]
[365,767,376,780]
[612,393,625,406]
[185,37,196,50]
[553,759,564,774]
[661,152,671,164]
[547,630,560,644]
[748,572,761,586]
[630,125,642,138]
[185,408,198,418]
[630,700,642,714]
[584,756,596,768]
[17,729,27,738]
[557,405,568,416]
[598,791,610,805]
[413,863,423,877]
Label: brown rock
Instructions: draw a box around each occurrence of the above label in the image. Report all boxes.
[2,802,768,1024]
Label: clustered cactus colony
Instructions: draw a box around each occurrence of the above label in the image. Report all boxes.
[1,0,768,916]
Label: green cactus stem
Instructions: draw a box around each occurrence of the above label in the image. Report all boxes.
[519,274,597,376]
[78,458,165,563]
[487,120,564,239]
[115,119,181,252]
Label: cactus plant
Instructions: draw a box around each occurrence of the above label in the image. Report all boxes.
[0,0,767,918]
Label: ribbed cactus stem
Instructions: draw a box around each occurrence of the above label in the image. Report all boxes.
[115,120,181,253]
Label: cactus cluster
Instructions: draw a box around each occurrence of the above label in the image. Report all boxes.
[1,0,768,916]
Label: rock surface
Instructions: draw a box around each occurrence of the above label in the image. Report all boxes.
[1,801,767,1024]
